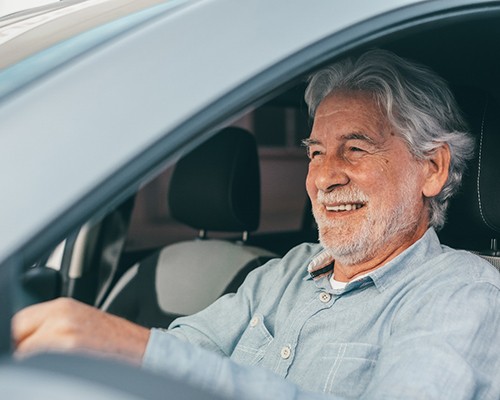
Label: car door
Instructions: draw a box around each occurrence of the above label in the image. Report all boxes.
[1,0,499,397]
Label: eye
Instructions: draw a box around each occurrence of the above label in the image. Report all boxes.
[343,144,369,161]
[307,148,323,159]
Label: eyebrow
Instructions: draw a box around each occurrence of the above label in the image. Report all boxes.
[301,138,320,147]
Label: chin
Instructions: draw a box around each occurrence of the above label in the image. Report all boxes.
[319,234,374,266]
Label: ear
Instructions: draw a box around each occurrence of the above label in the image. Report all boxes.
[422,144,451,198]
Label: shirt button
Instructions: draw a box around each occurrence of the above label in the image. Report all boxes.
[319,292,331,303]
[250,316,259,327]
[280,346,291,359]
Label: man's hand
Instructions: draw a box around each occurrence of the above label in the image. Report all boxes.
[12,297,150,365]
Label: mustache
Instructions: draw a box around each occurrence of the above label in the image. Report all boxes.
[316,187,369,204]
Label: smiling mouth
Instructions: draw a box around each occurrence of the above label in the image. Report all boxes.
[325,203,365,212]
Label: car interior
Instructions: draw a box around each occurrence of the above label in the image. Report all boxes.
[101,127,276,328]
[20,7,500,332]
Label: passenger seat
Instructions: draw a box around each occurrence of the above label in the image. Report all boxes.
[102,127,276,328]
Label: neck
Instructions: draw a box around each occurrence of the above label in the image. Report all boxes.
[333,224,429,282]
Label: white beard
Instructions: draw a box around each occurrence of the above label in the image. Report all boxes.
[313,170,422,266]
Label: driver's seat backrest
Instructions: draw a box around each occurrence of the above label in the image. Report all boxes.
[101,127,276,328]
[439,87,500,272]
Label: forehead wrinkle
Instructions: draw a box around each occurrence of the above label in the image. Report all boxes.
[340,132,377,145]
[315,105,352,118]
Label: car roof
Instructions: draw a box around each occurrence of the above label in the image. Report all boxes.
[0,0,490,266]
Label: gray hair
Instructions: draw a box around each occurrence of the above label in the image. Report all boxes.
[304,49,475,230]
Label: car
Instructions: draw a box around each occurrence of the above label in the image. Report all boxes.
[0,0,499,398]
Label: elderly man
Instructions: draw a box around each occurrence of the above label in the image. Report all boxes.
[13,50,500,399]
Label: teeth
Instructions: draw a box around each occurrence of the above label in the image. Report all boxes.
[325,204,363,212]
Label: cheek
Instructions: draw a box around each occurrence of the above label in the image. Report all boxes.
[353,167,401,203]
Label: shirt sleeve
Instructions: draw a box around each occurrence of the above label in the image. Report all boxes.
[143,329,334,400]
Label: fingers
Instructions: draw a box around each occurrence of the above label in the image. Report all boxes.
[12,300,56,347]
[15,325,70,357]
[12,298,85,353]
[11,297,151,364]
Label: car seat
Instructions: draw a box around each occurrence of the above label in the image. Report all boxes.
[439,87,500,272]
[101,127,276,328]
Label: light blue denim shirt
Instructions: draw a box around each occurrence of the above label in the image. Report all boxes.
[142,229,500,399]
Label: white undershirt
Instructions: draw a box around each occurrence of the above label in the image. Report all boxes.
[330,272,371,290]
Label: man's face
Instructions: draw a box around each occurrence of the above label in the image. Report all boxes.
[305,90,430,266]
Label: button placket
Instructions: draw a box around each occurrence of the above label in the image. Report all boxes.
[272,289,337,377]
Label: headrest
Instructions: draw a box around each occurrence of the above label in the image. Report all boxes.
[439,88,500,253]
[169,127,260,233]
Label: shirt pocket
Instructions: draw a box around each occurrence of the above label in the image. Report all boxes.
[230,313,274,366]
[305,342,381,398]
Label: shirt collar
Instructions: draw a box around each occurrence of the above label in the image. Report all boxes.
[305,228,443,293]
[307,249,334,280]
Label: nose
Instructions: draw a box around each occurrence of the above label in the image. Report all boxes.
[310,154,350,193]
